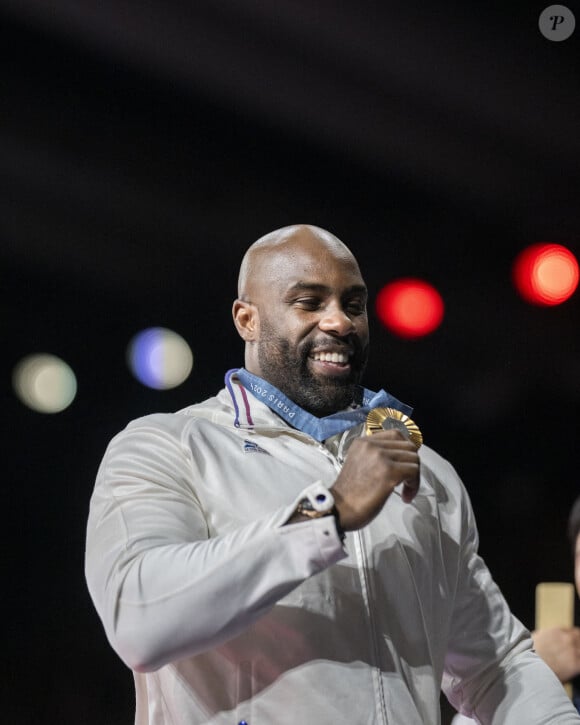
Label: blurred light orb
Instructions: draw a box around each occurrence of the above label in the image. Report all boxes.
[12,353,77,413]
[127,327,193,389]
[513,243,579,306]
[375,278,444,338]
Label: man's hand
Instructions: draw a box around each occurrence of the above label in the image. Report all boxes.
[330,429,420,531]
[532,626,580,683]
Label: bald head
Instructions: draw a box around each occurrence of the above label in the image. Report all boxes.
[237,224,359,302]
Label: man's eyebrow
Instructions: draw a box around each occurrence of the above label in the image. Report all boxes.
[344,284,368,298]
[285,282,368,297]
[285,282,331,296]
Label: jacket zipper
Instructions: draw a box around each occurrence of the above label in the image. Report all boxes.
[319,442,389,724]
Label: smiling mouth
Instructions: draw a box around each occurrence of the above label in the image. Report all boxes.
[311,351,351,364]
[308,350,353,375]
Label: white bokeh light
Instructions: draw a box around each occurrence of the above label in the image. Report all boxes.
[127,327,193,390]
[12,353,77,413]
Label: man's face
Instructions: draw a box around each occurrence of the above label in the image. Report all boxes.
[253,244,370,417]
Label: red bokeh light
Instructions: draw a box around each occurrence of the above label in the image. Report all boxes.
[375,278,444,338]
[512,243,579,306]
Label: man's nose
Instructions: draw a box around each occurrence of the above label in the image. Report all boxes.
[318,304,356,336]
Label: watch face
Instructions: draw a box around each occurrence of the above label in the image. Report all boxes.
[365,407,423,450]
[300,485,335,513]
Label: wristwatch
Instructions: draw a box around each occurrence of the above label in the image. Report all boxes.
[295,484,345,542]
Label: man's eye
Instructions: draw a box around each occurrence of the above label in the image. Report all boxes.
[346,301,366,315]
[296,298,321,309]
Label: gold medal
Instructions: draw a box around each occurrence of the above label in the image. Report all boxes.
[365,407,423,450]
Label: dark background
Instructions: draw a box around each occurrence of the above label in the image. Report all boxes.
[2,2,579,722]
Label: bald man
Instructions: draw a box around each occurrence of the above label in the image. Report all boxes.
[86,225,580,724]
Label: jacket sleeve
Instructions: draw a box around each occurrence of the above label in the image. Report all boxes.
[85,415,345,673]
[441,474,580,723]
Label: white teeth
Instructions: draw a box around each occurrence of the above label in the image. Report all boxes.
[313,352,348,363]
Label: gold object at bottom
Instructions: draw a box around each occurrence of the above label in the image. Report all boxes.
[365,407,423,449]
[535,582,574,699]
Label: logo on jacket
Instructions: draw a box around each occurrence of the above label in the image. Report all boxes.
[243,439,270,454]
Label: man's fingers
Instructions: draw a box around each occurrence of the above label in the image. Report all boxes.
[368,429,412,444]
[361,432,421,501]
[364,430,420,454]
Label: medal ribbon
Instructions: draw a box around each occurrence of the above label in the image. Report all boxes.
[228,368,412,442]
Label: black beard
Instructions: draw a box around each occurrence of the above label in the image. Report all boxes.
[256,322,368,417]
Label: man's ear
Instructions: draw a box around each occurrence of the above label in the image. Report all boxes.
[232,299,259,341]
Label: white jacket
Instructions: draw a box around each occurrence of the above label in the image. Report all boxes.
[85,375,580,724]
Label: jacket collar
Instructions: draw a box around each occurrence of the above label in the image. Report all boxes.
[224,368,412,443]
